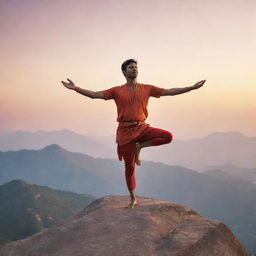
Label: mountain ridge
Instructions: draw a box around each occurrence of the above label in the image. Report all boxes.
[1,144,256,253]
[1,129,256,169]
[0,179,95,245]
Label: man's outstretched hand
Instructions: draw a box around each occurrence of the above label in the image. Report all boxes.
[61,78,76,90]
[192,80,206,90]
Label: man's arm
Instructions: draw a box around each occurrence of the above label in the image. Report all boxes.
[161,80,206,96]
[61,78,104,99]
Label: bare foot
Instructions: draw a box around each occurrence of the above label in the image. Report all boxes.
[126,200,138,208]
[135,143,141,166]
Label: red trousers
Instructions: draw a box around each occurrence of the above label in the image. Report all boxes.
[118,126,173,191]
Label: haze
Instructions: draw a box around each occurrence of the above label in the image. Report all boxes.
[1,0,256,139]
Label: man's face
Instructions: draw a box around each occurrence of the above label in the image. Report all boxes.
[123,62,138,79]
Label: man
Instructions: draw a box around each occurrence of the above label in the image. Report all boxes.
[61,59,205,208]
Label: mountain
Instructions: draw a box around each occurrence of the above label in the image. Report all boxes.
[0,179,95,245]
[0,129,115,158]
[0,144,125,196]
[0,196,251,256]
[205,164,256,184]
[0,145,256,253]
[1,130,256,169]
[141,131,256,170]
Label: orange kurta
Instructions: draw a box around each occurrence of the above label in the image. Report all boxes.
[102,83,164,147]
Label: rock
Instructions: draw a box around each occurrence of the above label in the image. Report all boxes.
[0,195,252,256]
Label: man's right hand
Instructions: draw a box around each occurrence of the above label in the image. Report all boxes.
[61,78,76,90]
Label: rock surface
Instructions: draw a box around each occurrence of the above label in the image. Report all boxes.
[0,195,252,256]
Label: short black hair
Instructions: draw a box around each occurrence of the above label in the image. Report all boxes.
[121,59,137,72]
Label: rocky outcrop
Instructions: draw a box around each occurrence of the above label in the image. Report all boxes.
[0,195,252,256]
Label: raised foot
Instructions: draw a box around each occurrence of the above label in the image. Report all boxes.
[135,143,141,166]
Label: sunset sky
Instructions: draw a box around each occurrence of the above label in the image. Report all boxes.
[1,0,256,139]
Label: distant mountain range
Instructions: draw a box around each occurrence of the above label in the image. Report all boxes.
[0,179,95,245]
[143,131,256,170]
[0,144,123,197]
[205,164,256,184]
[0,129,113,158]
[1,129,256,170]
[0,144,255,253]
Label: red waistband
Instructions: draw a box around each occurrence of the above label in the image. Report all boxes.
[119,120,140,124]
[118,121,146,128]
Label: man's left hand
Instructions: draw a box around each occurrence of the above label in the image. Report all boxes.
[192,80,206,90]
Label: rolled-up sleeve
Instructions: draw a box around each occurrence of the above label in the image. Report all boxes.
[102,86,118,100]
[149,85,164,98]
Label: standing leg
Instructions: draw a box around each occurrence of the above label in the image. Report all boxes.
[119,142,138,208]
[118,127,173,207]
[135,127,173,165]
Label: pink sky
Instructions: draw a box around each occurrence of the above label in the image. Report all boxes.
[1,0,256,139]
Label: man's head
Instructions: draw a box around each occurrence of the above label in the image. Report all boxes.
[121,59,138,79]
